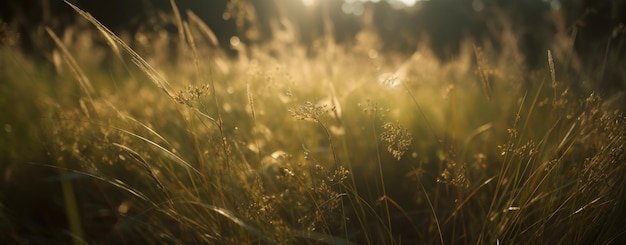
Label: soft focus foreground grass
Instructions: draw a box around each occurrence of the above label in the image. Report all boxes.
[1,4,626,244]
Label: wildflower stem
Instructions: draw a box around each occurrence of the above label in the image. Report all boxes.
[370,107,393,242]
[59,168,85,245]
[401,80,438,140]
[316,119,339,167]
[418,175,444,245]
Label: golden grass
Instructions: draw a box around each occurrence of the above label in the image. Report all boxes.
[1,2,625,244]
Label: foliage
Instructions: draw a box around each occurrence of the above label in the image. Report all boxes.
[1,1,625,244]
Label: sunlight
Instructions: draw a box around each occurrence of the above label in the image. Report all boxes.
[302,0,421,9]
[302,0,315,7]
[398,0,419,7]
[342,2,365,15]
[378,72,402,88]
[7,1,625,244]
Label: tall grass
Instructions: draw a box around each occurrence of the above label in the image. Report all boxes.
[1,1,625,244]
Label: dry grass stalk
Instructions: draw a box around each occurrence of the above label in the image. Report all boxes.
[473,44,492,101]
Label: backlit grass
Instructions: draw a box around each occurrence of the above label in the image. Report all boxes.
[1,1,625,244]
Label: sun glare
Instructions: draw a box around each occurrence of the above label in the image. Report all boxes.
[302,0,421,9]
[302,0,315,7]
[398,0,419,7]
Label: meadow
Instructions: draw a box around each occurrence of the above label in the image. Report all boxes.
[1,1,625,244]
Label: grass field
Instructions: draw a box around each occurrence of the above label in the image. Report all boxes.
[1,1,625,244]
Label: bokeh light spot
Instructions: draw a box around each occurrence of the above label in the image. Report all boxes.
[368,49,379,59]
[230,36,241,47]
[472,0,484,12]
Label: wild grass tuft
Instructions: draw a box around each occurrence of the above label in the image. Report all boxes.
[1,1,625,244]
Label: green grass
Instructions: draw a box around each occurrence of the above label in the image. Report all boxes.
[1,2,625,244]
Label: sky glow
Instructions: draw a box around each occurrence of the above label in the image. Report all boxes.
[302,0,422,10]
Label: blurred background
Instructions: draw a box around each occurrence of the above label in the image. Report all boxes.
[1,0,625,92]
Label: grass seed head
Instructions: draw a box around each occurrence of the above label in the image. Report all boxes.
[288,101,329,121]
[380,122,413,160]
